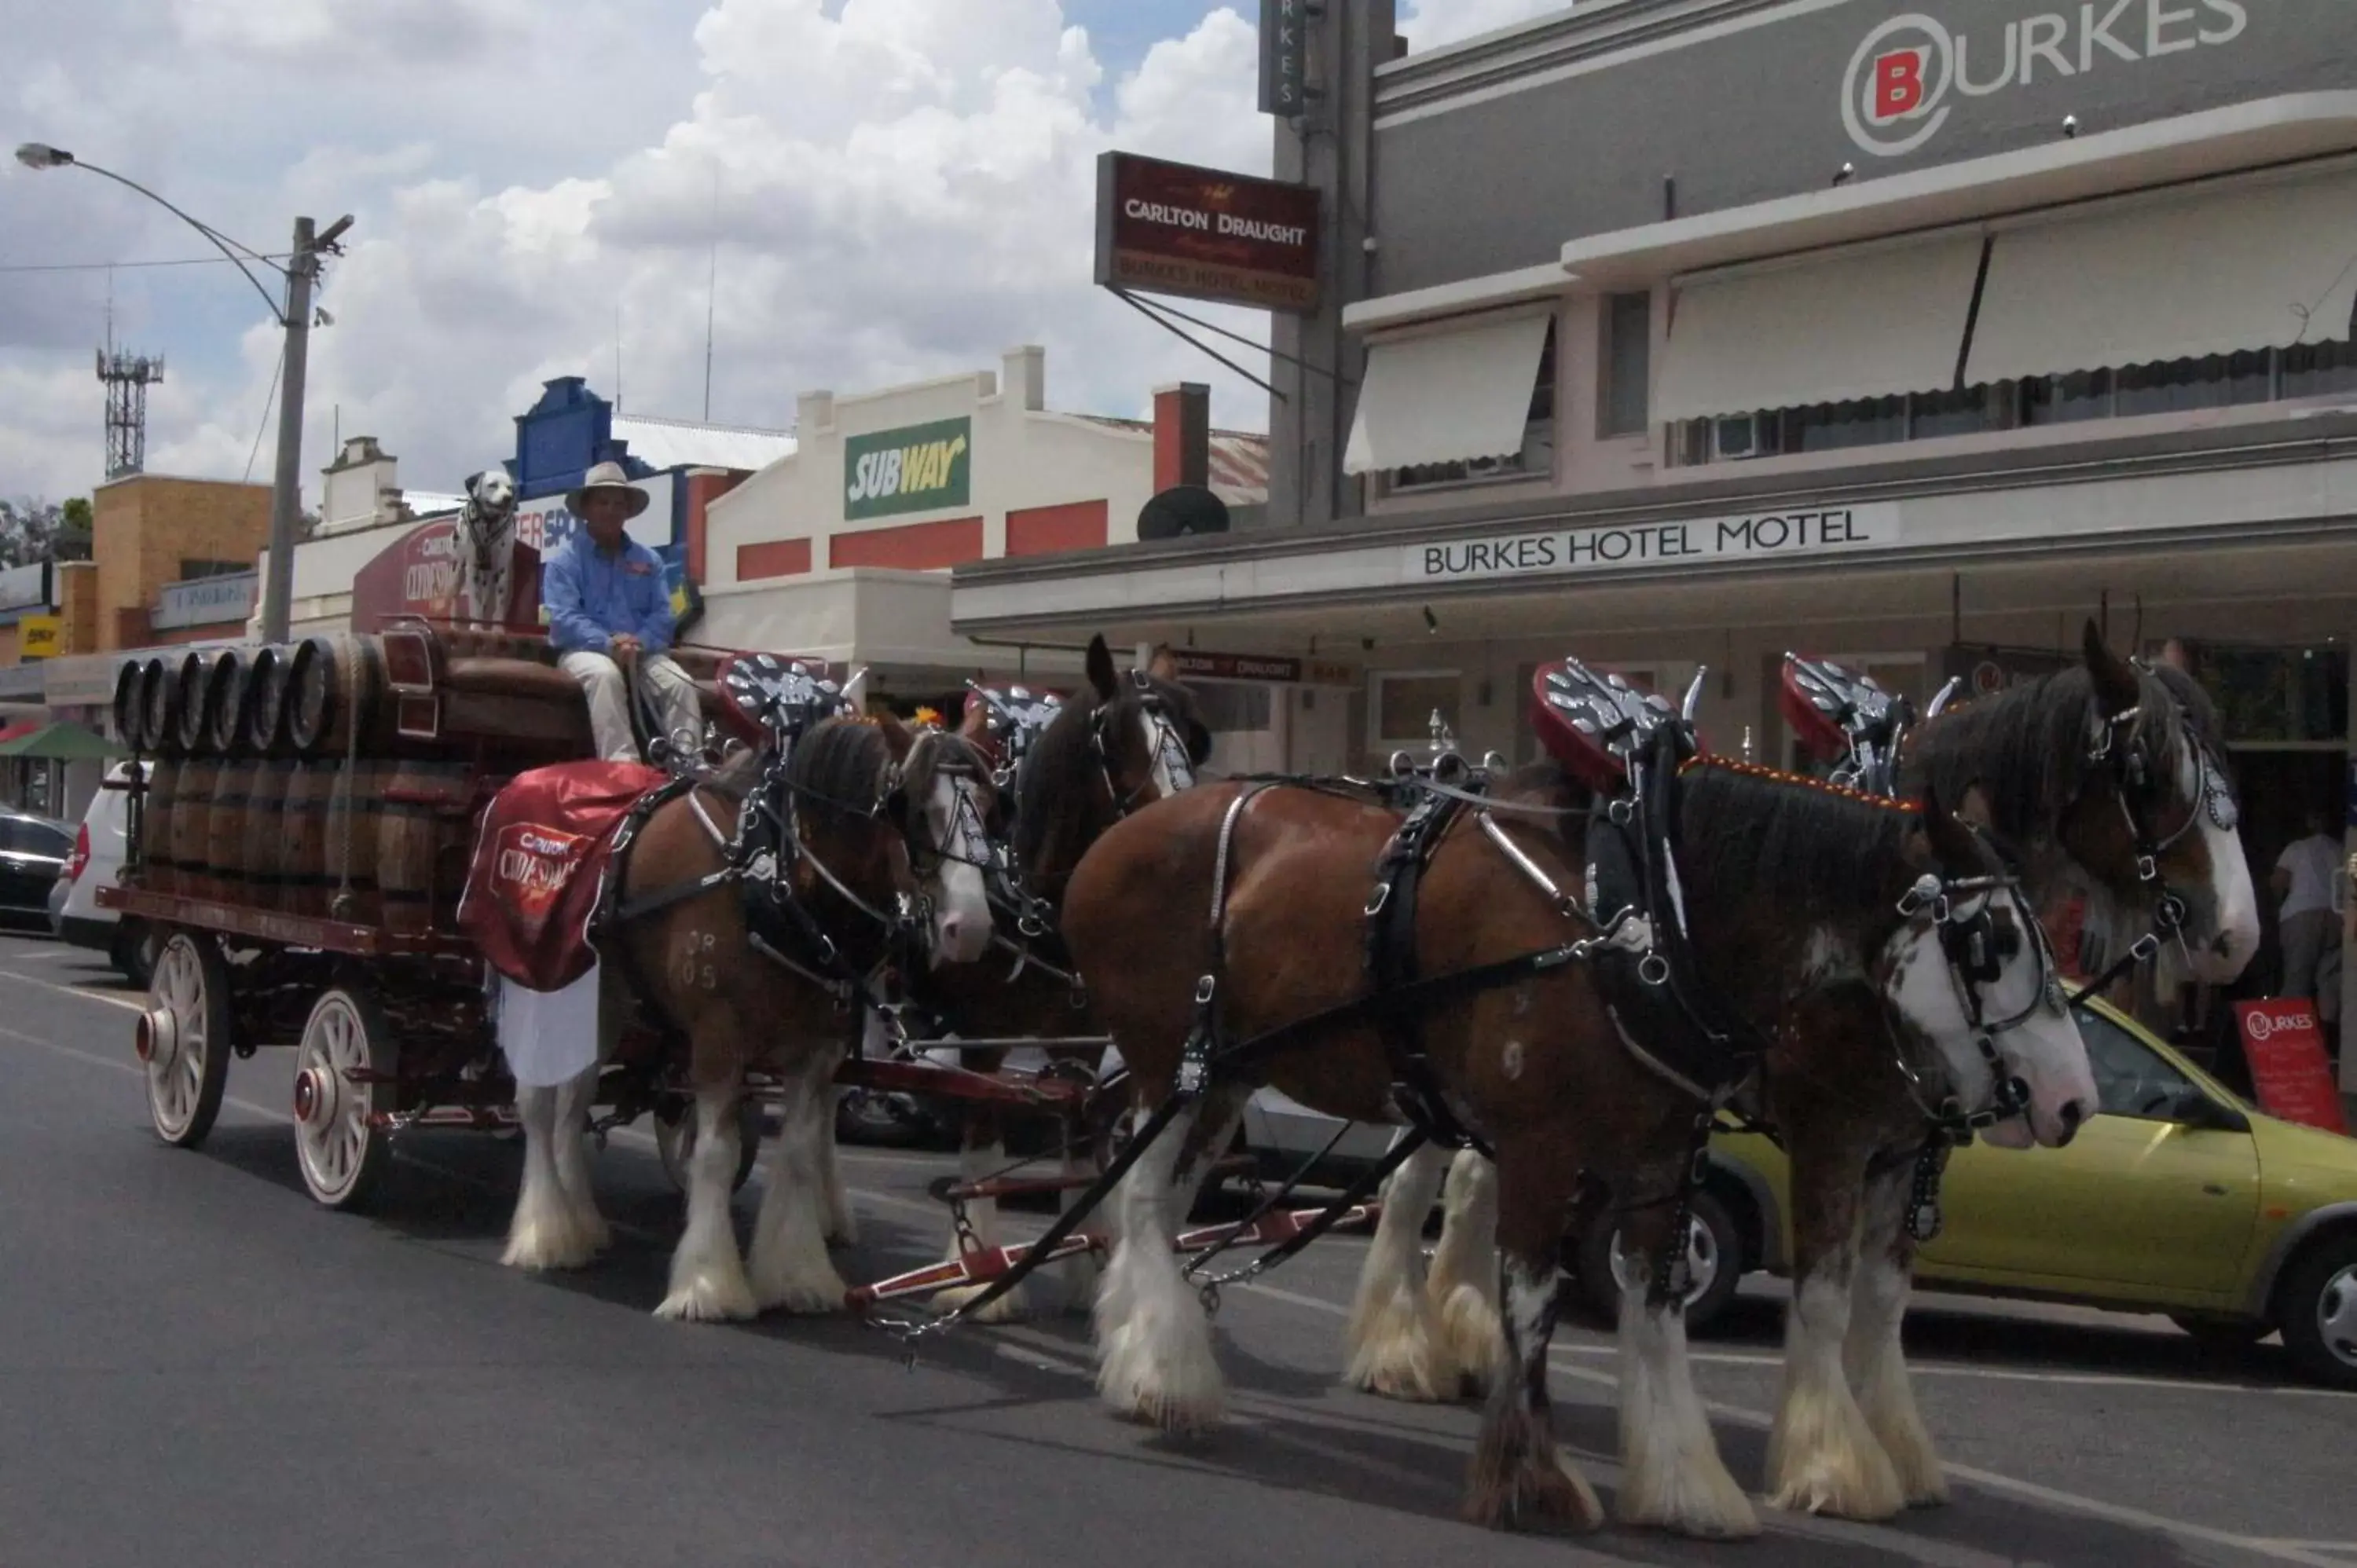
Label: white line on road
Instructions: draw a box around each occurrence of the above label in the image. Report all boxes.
[4,969,2342,1566]
[1226,1280,2344,1568]
[0,964,145,1011]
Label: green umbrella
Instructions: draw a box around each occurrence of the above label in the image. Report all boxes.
[0,722,126,760]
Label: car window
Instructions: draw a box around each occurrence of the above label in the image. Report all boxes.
[2072,1006,2203,1122]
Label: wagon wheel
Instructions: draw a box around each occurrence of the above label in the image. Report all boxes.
[137,932,233,1149]
[653,1098,764,1196]
[291,986,397,1211]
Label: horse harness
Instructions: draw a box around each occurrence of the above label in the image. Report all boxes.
[592,665,950,1046]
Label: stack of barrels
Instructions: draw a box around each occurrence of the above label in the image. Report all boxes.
[111,635,474,936]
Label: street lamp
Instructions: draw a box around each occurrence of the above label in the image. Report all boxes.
[14,141,353,645]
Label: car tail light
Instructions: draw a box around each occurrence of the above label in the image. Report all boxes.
[64,823,89,884]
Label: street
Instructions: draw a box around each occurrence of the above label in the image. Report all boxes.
[1,929,2351,1568]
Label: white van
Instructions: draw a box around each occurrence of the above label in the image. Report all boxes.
[52,760,158,987]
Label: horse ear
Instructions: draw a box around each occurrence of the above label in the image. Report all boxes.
[1955,781,1997,832]
[1084,635,1118,701]
[1146,643,1179,684]
[2082,618,2141,716]
[877,710,915,761]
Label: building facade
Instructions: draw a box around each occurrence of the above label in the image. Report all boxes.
[701,346,1270,724]
[953,0,2357,1069]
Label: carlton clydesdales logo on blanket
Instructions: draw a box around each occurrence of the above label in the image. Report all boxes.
[459,760,664,992]
[493,822,592,918]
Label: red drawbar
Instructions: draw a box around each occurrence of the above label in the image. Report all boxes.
[458,760,665,991]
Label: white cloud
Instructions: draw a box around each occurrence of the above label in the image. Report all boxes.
[2,0,1287,507]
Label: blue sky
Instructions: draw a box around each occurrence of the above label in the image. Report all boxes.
[0,0,1565,503]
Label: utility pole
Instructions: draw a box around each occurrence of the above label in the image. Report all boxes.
[260,216,316,646]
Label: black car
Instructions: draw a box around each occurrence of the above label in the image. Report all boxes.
[0,809,73,925]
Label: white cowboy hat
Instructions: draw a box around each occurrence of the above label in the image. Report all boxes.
[566,460,651,518]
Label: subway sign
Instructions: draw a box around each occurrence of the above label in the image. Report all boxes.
[844,417,972,522]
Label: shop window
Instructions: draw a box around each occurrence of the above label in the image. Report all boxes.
[1598,292,1651,438]
[1671,339,2357,468]
[1373,670,1462,751]
[1391,322,1556,493]
[2176,642,2349,745]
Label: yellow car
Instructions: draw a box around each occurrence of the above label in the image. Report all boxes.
[1622,1000,2357,1389]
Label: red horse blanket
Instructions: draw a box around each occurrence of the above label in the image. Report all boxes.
[459,760,664,991]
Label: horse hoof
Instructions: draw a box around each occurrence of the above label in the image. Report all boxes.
[1765,1456,1907,1522]
[1111,1387,1226,1435]
[1465,1416,1604,1533]
[1434,1284,1508,1397]
[1618,1467,1761,1539]
[501,1221,598,1273]
[655,1274,759,1323]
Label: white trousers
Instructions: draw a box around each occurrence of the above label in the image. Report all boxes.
[559,650,702,764]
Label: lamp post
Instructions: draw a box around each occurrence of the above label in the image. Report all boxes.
[14,142,350,645]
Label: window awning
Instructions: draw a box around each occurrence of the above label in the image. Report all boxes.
[1343,312,1552,475]
[1966,167,2357,386]
[1654,234,1985,423]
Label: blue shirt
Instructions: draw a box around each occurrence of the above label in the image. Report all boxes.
[544,529,675,656]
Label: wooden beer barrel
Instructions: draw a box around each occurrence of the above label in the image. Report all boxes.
[280,761,335,918]
[112,662,147,752]
[207,761,256,902]
[142,759,181,895]
[207,650,251,757]
[172,760,220,902]
[247,645,292,754]
[379,760,472,936]
[174,651,219,755]
[321,758,387,926]
[141,658,178,760]
[287,636,384,758]
[241,762,291,905]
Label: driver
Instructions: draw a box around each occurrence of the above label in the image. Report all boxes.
[544,461,702,764]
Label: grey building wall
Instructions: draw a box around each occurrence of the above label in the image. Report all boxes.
[1372,0,2357,295]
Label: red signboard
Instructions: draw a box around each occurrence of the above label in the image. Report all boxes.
[1094,152,1321,313]
[2234,999,2347,1135]
[347,518,545,636]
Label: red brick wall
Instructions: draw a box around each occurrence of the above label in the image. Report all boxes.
[737,538,812,581]
[829,516,984,571]
[686,471,750,584]
[1005,500,1109,557]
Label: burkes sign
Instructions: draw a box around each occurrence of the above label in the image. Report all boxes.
[1094,152,1321,313]
[1844,2,2249,156]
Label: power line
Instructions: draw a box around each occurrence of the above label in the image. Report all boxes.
[244,342,286,485]
[0,252,295,275]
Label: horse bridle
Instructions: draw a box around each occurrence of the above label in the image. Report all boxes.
[891,732,995,885]
[1089,674,1197,818]
[1890,858,2063,1136]
[2072,700,2239,1000]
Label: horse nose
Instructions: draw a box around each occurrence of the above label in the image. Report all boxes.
[2055,1097,2087,1146]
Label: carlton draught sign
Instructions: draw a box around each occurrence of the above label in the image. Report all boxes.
[1094,152,1321,313]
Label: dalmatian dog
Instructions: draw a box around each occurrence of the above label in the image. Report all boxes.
[458,468,519,626]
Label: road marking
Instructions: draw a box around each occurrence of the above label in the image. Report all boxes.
[8,969,2341,1563]
[0,963,145,1010]
[1226,1278,2344,1567]
[1538,1338,2357,1400]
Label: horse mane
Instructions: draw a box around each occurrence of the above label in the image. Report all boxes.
[1012,694,1102,873]
[783,717,890,825]
[1904,665,2189,851]
[1674,758,1920,921]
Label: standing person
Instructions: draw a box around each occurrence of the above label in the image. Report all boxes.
[544,461,702,764]
[2275,808,2345,1025]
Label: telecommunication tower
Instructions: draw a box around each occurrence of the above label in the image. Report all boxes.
[97,347,166,479]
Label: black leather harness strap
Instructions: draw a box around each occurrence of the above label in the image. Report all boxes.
[1362,789,1490,1156]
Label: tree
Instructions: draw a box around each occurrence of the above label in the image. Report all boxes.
[0,499,62,569]
[53,497,93,562]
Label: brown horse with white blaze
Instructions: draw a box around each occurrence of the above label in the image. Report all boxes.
[499,713,997,1322]
[1061,757,2095,1536]
[913,635,1210,1320]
